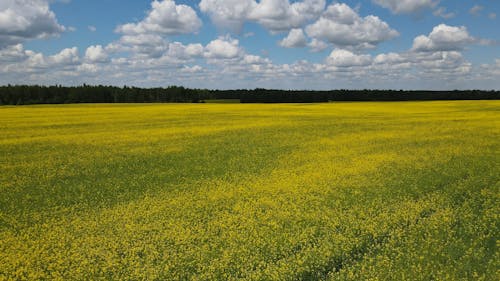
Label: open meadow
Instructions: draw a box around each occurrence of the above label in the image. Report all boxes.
[0,101,498,280]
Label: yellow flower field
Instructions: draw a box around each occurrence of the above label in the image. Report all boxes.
[0,101,498,280]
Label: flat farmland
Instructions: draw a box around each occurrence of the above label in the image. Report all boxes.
[0,101,498,280]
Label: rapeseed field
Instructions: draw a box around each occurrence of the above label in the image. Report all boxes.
[0,101,498,280]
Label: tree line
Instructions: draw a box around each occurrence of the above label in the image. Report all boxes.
[0,85,498,105]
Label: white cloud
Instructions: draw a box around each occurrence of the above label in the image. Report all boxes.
[88,25,96,32]
[307,38,328,52]
[0,44,28,62]
[167,42,204,60]
[85,45,109,63]
[326,49,372,67]
[469,5,483,16]
[0,3,497,91]
[181,43,204,58]
[181,65,203,73]
[412,24,474,52]
[489,13,497,20]
[279,28,307,48]
[372,49,473,79]
[204,36,243,59]
[475,60,500,84]
[305,3,398,49]
[199,0,325,33]
[374,52,407,65]
[199,0,256,32]
[248,0,325,32]
[0,0,65,48]
[108,34,169,58]
[77,63,99,74]
[118,34,165,47]
[116,0,201,36]
[23,50,45,68]
[243,54,271,64]
[110,1,202,59]
[372,0,437,15]
[1,42,498,90]
[0,45,79,76]
[50,47,79,65]
[417,51,467,70]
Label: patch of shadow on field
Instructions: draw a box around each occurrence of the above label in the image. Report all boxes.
[299,207,438,281]
[307,152,498,280]
[0,124,302,227]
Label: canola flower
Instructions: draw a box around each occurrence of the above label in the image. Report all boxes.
[0,101,498,280]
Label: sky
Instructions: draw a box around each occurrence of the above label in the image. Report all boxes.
[0,0,499,90]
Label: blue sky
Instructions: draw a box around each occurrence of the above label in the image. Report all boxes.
[1,0,499,89]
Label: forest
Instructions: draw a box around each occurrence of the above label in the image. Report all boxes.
[0,84,499,105]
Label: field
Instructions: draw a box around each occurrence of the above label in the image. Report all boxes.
[0,101,498,280]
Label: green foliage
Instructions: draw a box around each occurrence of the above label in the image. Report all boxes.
[0,85,499,105]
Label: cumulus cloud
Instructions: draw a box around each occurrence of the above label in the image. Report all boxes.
[372,0,437,15]
[8,47,78,70]
[305,3,398,49]
[109,1,203,59]
[326,49,372,67]
[50,47,79,65]
[85,45,109,63]
[480,59,500,77]
[204,36,243,60]
[1,1,497,91]
[412,24,474,52]
[374,52,408,65]
[248,0,325,32]
[199,0,325,33]
[115,0,201,36]
[279,28,307,48]
[204,36,243,59]
[167,42,204,60]
[102,35,247,78]
[199,0,255,32]
[1,41,497,90]
[0,45,79,75]
[307,38,328,52]
[0,44,28,62]
[385,51,462,69]
[181,65,203,73]
[107,33,169,58]
[118,34,165,48]
[243,54,271,65]
[416,51,468,71]
[0,0,65,48]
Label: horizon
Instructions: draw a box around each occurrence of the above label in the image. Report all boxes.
[2,84,500,92]
[1,0,499,90]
